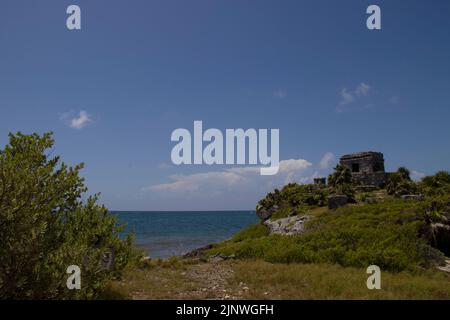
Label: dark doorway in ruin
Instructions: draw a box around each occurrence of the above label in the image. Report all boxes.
[351,163,360,173]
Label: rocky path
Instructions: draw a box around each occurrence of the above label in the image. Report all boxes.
[128,260,249,300]
[178,261,248,300]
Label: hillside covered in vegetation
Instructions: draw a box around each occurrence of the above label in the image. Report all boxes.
[208,166,450,272]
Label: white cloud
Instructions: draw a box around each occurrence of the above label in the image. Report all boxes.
[70,111,92,129]
[411,170,426,181]
[146,159,312,195]
[273,89,287,99]
[148,171,246,193]
[337,82,372,112]
[142,155,340,210]
[318,152,335,169]
[62,110,93,129]
[355,82,370,96]
[276,159,311,174]
[339,88,354,106]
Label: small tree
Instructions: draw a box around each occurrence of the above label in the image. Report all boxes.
[0,132,133,299]
[386,167,418,196]
[328,164,355,201]
[420,171,450,196]
[328,164,352,187]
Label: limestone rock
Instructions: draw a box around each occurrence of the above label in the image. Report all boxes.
[437,259,450,273]
[256,204,279,220]
[207,253,236,263]
[183,244,213,259]
[264,215,310,236]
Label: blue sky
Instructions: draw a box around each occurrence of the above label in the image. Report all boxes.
[1,0,449,210]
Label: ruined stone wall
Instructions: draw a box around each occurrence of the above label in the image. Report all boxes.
[350,172,389,187]
[340,152,388,187]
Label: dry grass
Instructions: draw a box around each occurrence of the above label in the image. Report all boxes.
[103,258,244,300]
[103,259,450,300]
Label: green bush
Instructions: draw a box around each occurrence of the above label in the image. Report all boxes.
[328,164,356,201]
[419,171,450,196]
[269,207,292,220]
[386,167,419,196]
[257,183,329,213]
[0,132,134,299]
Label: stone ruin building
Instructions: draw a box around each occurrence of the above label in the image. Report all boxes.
[339,151,389,187]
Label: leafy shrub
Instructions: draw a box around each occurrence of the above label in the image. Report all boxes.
[417,193,450,256]
[328,164,356,201]
[386,167,419,196]
[328,164,352,187]
[257,183,329,214]
[0,132,134,299]
[270,207,292,220]
[419,171,450,196]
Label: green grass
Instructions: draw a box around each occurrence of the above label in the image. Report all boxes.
[227,222,269,242]
[231,260,450,300]
[209,199,445,272]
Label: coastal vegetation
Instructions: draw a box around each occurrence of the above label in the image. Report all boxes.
[0,132,134,299]
[208,166,450,272]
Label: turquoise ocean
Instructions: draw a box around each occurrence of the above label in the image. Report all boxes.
[112,211,257,259]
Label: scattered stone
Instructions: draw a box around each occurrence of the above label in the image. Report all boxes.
[264,215,310,235]
[328,194,348,209]
[207,253,236,263]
